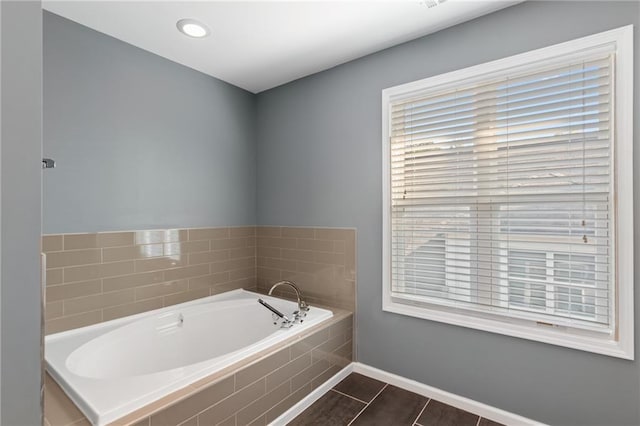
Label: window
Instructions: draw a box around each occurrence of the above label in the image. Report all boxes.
[382,26,634,359]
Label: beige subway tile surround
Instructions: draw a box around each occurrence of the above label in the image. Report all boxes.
[257,227,356,311]
[44,226,356,334]
[43,226,356,425]
[43,227,258,334]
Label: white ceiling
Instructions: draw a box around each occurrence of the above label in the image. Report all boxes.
[43,0,521,93]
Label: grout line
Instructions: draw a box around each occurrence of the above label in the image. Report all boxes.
[412,398,431,426]
[245,379,293,426]
[330,388,369,405]
[346,383,388,426]
[366,383,389,405]
[345,400,373,426]
[476,416,481,426]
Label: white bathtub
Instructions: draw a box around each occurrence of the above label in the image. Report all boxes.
[45,289,333,425]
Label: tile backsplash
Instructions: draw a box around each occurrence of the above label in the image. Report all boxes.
[43,226,356,334]
[256,227,356,311]
[43,227,257,334]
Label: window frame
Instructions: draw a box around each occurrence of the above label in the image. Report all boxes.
[382,25,634,359]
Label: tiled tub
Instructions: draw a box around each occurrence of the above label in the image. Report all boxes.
[45,293,353,426]
[43,226,356,425]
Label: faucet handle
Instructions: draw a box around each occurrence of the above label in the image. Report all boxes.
[280,319,294,329]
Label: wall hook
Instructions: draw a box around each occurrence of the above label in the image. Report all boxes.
[42,158,56,169]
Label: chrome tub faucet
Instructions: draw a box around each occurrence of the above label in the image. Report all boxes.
[268,280,309,321]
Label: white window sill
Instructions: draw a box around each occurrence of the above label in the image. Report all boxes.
[383,295,633,360]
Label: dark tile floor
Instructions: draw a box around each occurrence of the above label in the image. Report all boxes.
[289,373,505,426]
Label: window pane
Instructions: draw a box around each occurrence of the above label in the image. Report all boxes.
[388,51,615,332]
[554,253,596,286]
[507,250,547,311]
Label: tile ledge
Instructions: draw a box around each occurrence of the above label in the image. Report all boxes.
[43,225,257,237]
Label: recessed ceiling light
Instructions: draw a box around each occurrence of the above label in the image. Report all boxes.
[176,19,209,38]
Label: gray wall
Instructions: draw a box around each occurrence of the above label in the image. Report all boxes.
[256,2,640,425]
[1,1,43,424]
[43,12,256,234]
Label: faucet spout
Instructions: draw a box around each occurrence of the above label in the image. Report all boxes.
[268,280,309,314]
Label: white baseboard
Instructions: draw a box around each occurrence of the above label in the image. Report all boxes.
[352,363,545,426]
[271,361,545,426]
[270,364,354,425]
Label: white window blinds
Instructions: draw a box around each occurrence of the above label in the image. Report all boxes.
[388,53,614,332]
